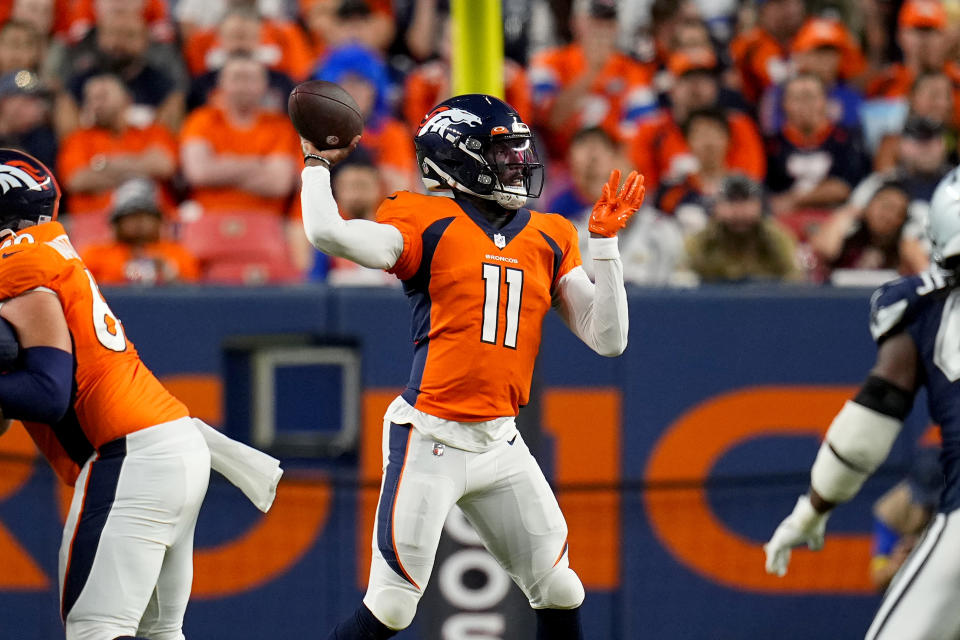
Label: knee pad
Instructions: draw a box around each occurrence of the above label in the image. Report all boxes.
[363,590,419,631]
[538,567,585,610]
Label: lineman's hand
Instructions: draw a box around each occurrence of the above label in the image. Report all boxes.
[588,169,645,238]
[764,494,830,577]
[301,135,361,169]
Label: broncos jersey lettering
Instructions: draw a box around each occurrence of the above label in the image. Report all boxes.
[870,269,959,511]
[376,191,581,421]
[0,222,188,485]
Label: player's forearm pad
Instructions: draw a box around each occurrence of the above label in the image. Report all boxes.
[810,400,902,503]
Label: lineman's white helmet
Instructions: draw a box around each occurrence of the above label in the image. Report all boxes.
[928,168,960,265]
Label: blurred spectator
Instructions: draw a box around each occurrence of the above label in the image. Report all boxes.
[316,44,417,192]
[617,206,689,286]
[298,0,338,61]
[627,48,765,194]
[0,20,44,76]
[186,8,296,112]
[4,0,59,42]
[685,174,799,282]
[328,0,395,55]
[82,178,199,286]
[56,11,185,133]
[873,72,957,171]
[403,15,531,132]
[810,179,928,280]
[870,447,942,592]
[765,74,867,217]
[182,5,314,81]
[654,107,734,235]
[867,0,949,101]
[546,126,622,220]
[176,0,291,37]
[66,0,174,45]
[759,18,865,135]
[180,53,300,217]
[0,70,56,168]
[318,151,397,285]
[730,0,807,105]
[57,74,177,222]
[529,0,655,157]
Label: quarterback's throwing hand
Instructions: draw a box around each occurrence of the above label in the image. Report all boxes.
[588,169,645,238]
[301,135,361,169]
[764,494,830,577]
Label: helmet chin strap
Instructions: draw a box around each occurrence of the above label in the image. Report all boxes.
[493,188,527,210]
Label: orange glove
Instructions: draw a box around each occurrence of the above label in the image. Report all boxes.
[588,169,645,238]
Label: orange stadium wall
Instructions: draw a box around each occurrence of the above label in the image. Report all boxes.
[0,284,928,639]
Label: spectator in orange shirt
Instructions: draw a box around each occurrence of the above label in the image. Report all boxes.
[298,0,338,62]
[529,0,656,158]
[765,74,868,218]
[730,0,807,105]
[180,53,300,217]
[627,48,766,195]
[82,178,200,286]
[402,15,531,131]
[182,4,314,81]
[316,44,417,192]
[186,8,296,113]
[66,0,174,45]
[57,73,177,220]
[867,0,949,100]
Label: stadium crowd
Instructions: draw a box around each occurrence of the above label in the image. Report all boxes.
[2,0,956,286]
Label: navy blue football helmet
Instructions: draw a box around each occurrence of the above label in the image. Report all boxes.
[0,149,60,232]
[414,94,543,210]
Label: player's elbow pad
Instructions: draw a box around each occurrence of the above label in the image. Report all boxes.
[0,346,73,424]
[810,400,903,504]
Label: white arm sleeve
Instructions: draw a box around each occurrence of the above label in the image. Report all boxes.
[554,237,629,357]
[300,165,404,270]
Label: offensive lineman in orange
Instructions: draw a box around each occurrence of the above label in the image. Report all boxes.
[0,149,280,640]
[300,95,643,640]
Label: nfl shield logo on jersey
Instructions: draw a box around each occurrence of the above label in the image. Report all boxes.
[432,443,445,456]
[493,233,506,249]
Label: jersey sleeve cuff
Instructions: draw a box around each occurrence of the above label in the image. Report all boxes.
[301,165,331,180]
[589,236,620,260]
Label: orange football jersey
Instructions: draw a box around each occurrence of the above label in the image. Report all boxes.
[376,192,581,422]
[0,222,188,485]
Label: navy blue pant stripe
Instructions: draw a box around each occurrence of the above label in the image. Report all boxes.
[61,437,127,620]
[375,423,418,589]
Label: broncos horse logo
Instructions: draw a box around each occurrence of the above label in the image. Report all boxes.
[417,106,483,138]
[0,162,50,195]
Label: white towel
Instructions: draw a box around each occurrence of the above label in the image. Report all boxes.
[193,419,283,512]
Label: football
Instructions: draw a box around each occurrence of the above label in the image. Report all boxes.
[288,80,364,151]
[0,317,20,371]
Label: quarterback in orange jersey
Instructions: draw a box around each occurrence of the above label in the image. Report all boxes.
[300,95,643,640]
[0,149,282,640]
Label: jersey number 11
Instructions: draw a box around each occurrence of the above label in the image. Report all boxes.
[481,263,523,350]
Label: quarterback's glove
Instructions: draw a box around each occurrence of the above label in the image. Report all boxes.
[588,169,645,238]
[764,494,830,577]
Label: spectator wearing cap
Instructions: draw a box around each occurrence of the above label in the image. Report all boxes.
[182,4,314,81]
[765,74,868,218]
[57,73,178,237]
[810,178,928,281]
[316,44,417,193]
[867,0,950,101]
[180,53,301,218]
[186,8,297,112]
[627,47,765,195]
[684,174,799,283]
[403,14,531,133]
[81,178,199,286]
[529,0,655,158]
[759,17,866,136]
[0,70,57,168]
[870,447,943,592]
[730,0,807,105]
[326,0,395,54]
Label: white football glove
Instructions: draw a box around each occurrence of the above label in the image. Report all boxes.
[764,494,830,577]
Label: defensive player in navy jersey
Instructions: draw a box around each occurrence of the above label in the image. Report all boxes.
[765,167,960,639]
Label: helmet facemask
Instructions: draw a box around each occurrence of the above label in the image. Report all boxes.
[481,137,543,210]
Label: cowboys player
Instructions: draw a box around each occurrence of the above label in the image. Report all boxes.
[299,94,643,640]
[765,168,960,639]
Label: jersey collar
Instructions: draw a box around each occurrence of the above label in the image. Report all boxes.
[455,198,531,250]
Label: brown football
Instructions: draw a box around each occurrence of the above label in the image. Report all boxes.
[288,80,364,150]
